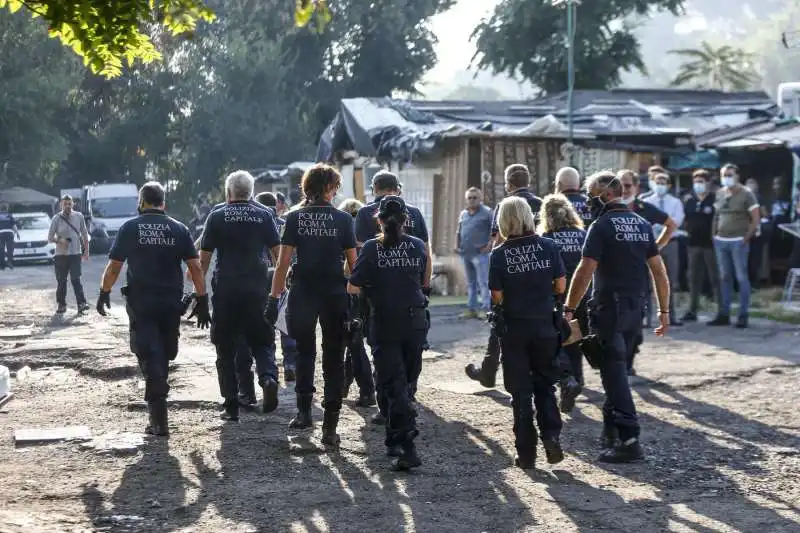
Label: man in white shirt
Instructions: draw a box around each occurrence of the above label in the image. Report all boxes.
[644,172,685,324]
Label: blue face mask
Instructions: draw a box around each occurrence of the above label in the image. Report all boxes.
[693,182,706,195]
[654,184,668,196]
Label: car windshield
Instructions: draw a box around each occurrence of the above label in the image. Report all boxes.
[16,216,50,230]
[91,197,138,218]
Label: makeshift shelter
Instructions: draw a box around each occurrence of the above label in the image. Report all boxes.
[0,187,58,215]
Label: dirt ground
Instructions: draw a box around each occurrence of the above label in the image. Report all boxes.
[1,274,799,532]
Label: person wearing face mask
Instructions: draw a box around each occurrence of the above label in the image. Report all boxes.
[681,170,720,322]
[564,171,670,462]
[709,163,760,329]
[465,164,543,388]
[642,173,685,325]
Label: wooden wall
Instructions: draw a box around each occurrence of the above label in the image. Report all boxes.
[479,137,562,202]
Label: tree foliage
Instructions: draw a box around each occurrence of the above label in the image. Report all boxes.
[669,41,759,91]
[471,0,686,94]
[0,0,334,78]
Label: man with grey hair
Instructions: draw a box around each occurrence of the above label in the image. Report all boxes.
[555,166,592,226]
[200,170,282,421]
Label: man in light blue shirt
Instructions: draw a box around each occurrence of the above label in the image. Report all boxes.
[644,172,685,324]
[456,187,493,318]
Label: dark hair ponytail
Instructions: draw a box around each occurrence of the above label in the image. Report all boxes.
[378,212,406,248]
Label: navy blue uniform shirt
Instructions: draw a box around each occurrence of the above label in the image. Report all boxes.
[200,200,280,292]
[631,198,668,226]
[355,196,429,244]
[0,213,16,232]
[563,190,593,227]
[110,209,197,303]
[489,234,565,323]
[684,193,716,247]
[491,188,543,236]
[582,205,659,299]
[281,202,357,293]
[349,234,427,313]
[542,227,587,281]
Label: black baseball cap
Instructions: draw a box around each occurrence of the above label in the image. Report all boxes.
[371,170,402,192]
[376,195,407,218]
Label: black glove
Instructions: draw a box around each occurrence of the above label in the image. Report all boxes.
[180,293,196,316]
[264,295,280,327]
[486,304,506,338]
[188,294,211,329]
[96,290,111,316]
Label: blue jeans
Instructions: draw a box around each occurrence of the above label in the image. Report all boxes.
[462,253,490,311]
[714,238,750,318]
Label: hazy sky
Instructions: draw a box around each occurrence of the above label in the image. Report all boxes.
[426,0,500,84]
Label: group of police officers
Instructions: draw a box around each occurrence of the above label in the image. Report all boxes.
[96,161,670,471]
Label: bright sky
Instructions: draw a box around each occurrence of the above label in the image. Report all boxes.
[426,0,500,84]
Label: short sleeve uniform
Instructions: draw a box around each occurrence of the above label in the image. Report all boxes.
[582,207,659,300]
[109,209,197,307]
[200,201,280,293]
[281,202,356,294]
[355,197,429,246]
[491,189,543,236]
[542,228,587,283]
[349,235,427,314]
[488,234,564,336]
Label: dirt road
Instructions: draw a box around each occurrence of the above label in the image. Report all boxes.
[0,263,798,532]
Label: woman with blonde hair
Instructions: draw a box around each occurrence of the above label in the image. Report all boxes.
[337,198,377,407]
[537,194,587,412]
[489,196,566,469]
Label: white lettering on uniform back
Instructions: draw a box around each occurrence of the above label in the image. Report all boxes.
[611,216,651,242]
[504,242,550,274]
[137,222,176,246]
[377,240,422,268]
[297,211,338,237]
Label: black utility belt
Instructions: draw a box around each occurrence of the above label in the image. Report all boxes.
[372,306,426,318]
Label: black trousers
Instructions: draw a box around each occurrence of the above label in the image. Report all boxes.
[54,254,86,306]
[0,233,13,268]
[589,296,641,441]
[748,234,764,287]
[372,328,425,447]
[501,322,562,458]
[212,287,277,404]
[286,283,348,411]
[345,328,375,396]
[126,301,181,403]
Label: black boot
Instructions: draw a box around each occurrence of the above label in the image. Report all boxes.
[145,399,169,436]
[220,400,239,421]
[355,391,377,407]
[289,394,313,429]
[237,372,257,407]
[559,376,582,414]
[542,438,564,464]
[391,441,421,471]
[386,444,404,457]
[707,314,730,326]
[601,425,619,450]
[321,409,340,447]
[261,377,279,414]
[464,363,496,388]
[284,366,296,382]
[598,438,645,463]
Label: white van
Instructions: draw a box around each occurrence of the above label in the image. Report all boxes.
[82,183,139,253]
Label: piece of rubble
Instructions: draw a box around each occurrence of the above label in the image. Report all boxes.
[80,431,145,455]
[0,392,15,409]
[14,426,92,445]
[14,366,31,383]
[0,328,32,339]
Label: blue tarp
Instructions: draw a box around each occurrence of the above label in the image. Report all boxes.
[667,150,720,170]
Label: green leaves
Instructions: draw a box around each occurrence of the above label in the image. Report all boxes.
[471,0,687,94]
[669,41,760,91]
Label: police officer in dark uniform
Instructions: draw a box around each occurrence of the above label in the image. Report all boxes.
[489,196,565,469]
[538,193,587,413]
[348,195,430,470]
[555,166,593,227]
[355,170,431,424]
[465,163,543,387]
[266,164,357,447]
[563,171,671,462]
[617,169,676,375]
[96,181,210,436]
[199,171,281,421]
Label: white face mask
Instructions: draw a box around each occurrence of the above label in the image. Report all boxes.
[722,176,736,188]
[693,182,706,195]
[654,184,668,196]
[622,195,635,204]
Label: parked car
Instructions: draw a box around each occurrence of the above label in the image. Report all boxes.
[13,212,56,264]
